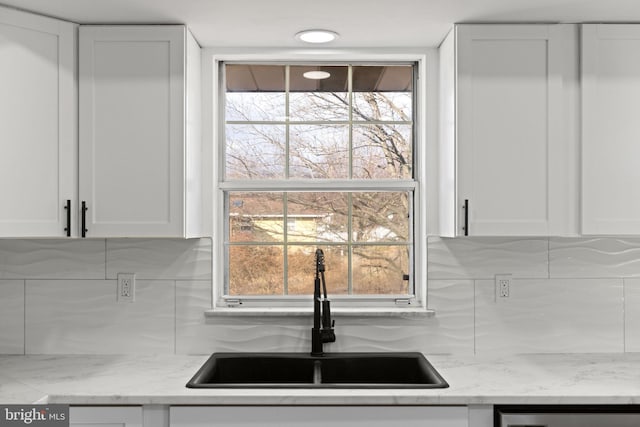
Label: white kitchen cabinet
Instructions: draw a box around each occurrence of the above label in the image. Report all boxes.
[169,406,468,427]
[0,6,76,237]
[437,24,578,236]
[582,25,640,235]
[70,406,142,427]
[79,25,201,238]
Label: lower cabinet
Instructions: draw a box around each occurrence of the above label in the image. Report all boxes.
[169,406,468,427]
[70,406,142,427]
[66,404,483,427]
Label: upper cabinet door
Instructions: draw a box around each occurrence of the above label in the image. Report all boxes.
[79,26,201,238]
[582,25,640,235]
[0,7,76,237]
[453,25,578,236]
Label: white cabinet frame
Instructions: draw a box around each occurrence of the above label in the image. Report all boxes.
[169,406,468,427]
[78,25,201,238]
[70,406,142,427]
[582,24,640,235]
[0,6,77,237]
[438,24,579,237]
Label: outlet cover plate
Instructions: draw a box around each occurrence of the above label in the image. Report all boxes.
[117,273,136,303]
[495,274,511,299]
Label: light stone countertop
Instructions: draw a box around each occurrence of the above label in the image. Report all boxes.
[0,353,639,405]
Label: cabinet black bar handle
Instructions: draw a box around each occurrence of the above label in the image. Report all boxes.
[81,201,88,238]
[463,199,469,236]
[64,199,71,237]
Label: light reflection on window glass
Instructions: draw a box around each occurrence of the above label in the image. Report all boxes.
[352,65,413,121]
[289,65,348,121]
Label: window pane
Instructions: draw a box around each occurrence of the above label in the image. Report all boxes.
[287,192,348,243]
[289,92,349,121]
[226,92,285,122]
[222,63,417,301]
[225,64,286,122]
[352,192,410,242]
[289,66,348,121]
[225,124,285,179]
[353,92,412,122]
[352,65,413,122]
[352,245,410,294]
[228,192,284,242]
[352,124,412,179]
[287,245,348,295]
[227,245,284,295]
[289,125,349,179]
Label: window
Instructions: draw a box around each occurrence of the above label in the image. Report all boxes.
[218,62,420,309]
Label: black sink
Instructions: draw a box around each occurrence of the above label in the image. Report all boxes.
[186,352,448,389]
[189,354,317,385]
[319,353,446,386]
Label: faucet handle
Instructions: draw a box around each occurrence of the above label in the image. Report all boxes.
[321,327,336,343]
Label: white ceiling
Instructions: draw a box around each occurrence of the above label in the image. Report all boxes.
[2,0,640,47]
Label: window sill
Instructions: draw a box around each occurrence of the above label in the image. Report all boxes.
[205,307,435,318]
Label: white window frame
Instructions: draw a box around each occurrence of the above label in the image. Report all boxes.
[203,48,433,316]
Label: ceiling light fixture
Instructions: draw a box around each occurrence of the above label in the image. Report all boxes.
[295,29,339,44]
[303,70,331,80]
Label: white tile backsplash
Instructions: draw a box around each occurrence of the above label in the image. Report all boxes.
[427,237,549,279]
[316,280,474,354]
[0,239,105,279]
[0,236,639,355]
[106,238,212,280]
[422,280,475,354]
[624,278,640,352]
[475,278,624,354]
[176,280,309,354]
[0,280,24,354]
[551,237,640,278]
[176,280,215,354]
[176,279,475,355]
[26,279,175,354]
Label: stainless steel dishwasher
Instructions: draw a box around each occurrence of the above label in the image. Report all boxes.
[496,405,640,427]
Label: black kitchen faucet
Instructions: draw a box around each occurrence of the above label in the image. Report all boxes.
[311,248,336,356]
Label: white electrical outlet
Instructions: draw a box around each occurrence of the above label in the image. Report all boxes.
[117,273,136,302]
[495,274,511,299]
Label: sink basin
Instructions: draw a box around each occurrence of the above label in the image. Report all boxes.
[186,352,449,389]
[190,354,317,385]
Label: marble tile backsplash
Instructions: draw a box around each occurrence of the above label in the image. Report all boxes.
[0,236,638,355]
